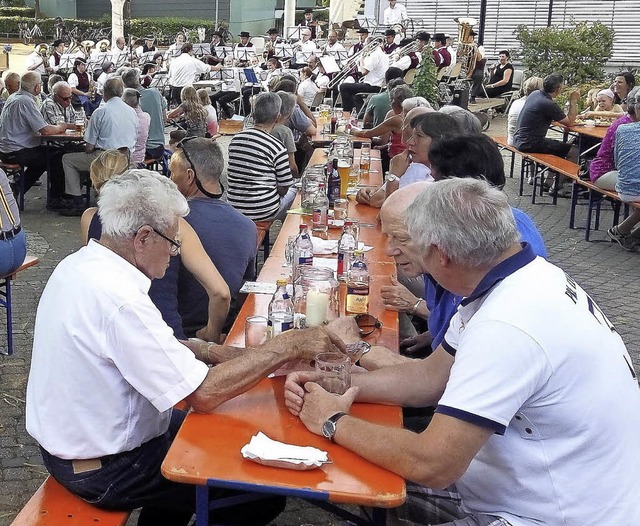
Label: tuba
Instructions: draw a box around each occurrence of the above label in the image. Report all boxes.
[81,40,95,59]
[97,39,110,53]
[454,17,478,78]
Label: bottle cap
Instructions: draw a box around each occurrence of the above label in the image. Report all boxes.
[276,278,288,286]
[300,223,307,229]
[353,249,364,256]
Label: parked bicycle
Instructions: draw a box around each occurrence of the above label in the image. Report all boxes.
[18,21,43,46]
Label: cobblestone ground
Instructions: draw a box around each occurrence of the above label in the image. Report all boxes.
[0,114,638,526]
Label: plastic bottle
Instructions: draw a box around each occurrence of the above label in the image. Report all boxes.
[267,279,294,338]
[311,182,329,235]
[336,220,357,281]
[345,250,369,315]
[292,223,314,281]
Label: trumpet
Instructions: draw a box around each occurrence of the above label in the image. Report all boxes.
[327,36,383,89]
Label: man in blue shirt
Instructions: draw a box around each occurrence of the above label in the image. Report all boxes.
[149,137,257,339]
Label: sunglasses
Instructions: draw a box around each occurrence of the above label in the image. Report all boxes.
[176,136,224,199]
[355,314,382,336]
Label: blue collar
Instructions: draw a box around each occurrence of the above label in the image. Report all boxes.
[460,243,536,307]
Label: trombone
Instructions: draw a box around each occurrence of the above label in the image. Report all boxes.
[327,36,383,90]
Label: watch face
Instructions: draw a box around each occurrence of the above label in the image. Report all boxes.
[322,420,336,439]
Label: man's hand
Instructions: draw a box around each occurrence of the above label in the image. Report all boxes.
[326,317,360,345]
[400,331,434,356]
[284,370,319,415]
[356,187,372,205]
[569,90,581,103]
[269,325,345,363]
[381,275,418,312]
[298,382,359,435]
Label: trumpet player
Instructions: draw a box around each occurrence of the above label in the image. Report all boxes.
[432,33,451,72]
[339,38,389,113]
[292,28,317,69]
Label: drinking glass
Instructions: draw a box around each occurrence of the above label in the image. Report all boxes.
[315,352,351,395]
[359,154,371,177]
[360,143,371,157]
[333,198,349,221]
[245,316,268,347]
[284,235,297,267]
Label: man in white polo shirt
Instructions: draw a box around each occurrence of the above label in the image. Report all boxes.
[339,42,389,112]
[168,42,221,106]
[26,170,341,526]
[285,178,640,525]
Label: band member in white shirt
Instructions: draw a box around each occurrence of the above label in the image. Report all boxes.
[293,28,317,69]
[49,40,65,74]
[339,42,389,112]
[299,8,321,40]
[383,0,408,26]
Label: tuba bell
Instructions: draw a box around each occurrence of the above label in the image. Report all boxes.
[37,43,49,57]
[97,39,110,53]
[81,40,95,58]
[454,17,478,78]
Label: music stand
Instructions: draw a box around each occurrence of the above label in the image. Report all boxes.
[221,68,236,81]
[214,46,234,58]
[192,43,211,57]
[297,50,314,64]
[328,50,348,64]
[138,51,154,64]
[274,43,295,60]
[59,54,76,73]
[234,48,256,62]
[242,68,260,84]
[114,52,129,68]
[286,26,303,41]
[150,73,168,91]
[171,44,183,58]
[319,56,340,74]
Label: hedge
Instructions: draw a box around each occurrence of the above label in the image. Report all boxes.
[0,7,35,17]
[0,15,218,44]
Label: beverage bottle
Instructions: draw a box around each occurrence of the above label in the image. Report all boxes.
[336,220,357,281]
[350,107,358,130]
[292,223,314,281]
[311,182,329,235]
[345,250,369,315]
[267,278,294,338]
[330,113,337,134]
[326,158,341,205]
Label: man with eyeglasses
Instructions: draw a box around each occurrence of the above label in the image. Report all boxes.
[41,80,77,125]
[0,72,77,207]
[149,137,257,341]
[26,169,343,526]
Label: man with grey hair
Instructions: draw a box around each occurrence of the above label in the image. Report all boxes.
[438,105,482,133]
[27,169,339,525]
[122,87,150,166]
[227,91,295,220]
[41,80,77,125]
[122,67,167,161]
[60,76,138,215]
[0,71,76,205]
[151,138,257,339]
[285,177,640,525]
[271,91,299,179]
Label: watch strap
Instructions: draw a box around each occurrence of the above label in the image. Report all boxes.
[325,411,348,441]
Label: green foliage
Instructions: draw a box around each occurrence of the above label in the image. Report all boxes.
[0,6,33,17]
[0,16,96,37]
[515,20,614,85]
[412,46,439,108]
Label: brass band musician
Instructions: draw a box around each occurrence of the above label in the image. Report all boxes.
[299,8,321,40]
[49,40,65,74]
[26,43,52,92]
[382,29,398,55]
[263,28,282,61]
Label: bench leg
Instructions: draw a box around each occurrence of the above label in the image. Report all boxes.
[569,182,579,229]
[585,191,596,242]
[0,277,12,356]
[519,159,527,196]
[509,151,515,178]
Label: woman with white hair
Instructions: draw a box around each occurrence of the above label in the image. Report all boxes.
[507,76,543,145]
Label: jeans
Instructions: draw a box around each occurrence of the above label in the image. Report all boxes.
[0,228,26,276]
[40,410,285,526]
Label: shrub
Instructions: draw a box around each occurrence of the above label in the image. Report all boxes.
[515,20,615,85]
[0,7,34,17]
[412,47,439,108]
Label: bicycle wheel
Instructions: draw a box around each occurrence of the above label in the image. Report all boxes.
[23,30,32,46]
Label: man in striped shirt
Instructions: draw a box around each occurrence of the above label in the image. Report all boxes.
[227,92,295,220]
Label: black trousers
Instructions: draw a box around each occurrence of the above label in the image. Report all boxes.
[241,86,262,115]
[0,146,65,198]
[339,82,381,113]
[210,90,240,119]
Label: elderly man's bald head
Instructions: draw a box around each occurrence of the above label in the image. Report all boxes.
[381,182,433,278]
[402,107,433,143]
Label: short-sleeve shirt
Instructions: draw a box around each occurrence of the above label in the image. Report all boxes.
[439,245,640,525]
[41,96,77,125]
[365,91,391,128]
[614,121,640,197]
[513,90,565,150]
[0,90,48,151]
[168,53,210,88]
[287,105,311,142]
[138,86,167,150]
[85,97,138,151]
[26,240,209,459]
[271,124,296,154]
[226,127,294,220]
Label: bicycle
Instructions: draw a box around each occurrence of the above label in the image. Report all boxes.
[216,20,233,44]
[18,21,43,46]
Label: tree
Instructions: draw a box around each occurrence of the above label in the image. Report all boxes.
[515,20,615,85]
[111,0,126,45]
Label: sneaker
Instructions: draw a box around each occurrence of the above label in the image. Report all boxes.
[527,175,534,185]
[607,227,636,252]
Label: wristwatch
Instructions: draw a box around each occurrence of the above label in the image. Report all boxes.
[409,298,425,315]
[321,411,348,442]
[386,173,399,183]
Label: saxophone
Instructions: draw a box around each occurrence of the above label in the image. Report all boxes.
[454,17,478,78]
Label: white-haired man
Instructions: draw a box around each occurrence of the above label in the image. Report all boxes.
[285,178,640,525]
[26,170,341,526]
[41,80,77,125]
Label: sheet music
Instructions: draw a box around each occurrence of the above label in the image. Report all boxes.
[286,26,303,41]
[192,43,211,57]
[319,56,340,74]
[274,44,295,59]
[234,48,256,61]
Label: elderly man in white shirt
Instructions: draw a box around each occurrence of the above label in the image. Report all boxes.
[339,43,389,112]
[293,28,317,69]
[109,36,130,67]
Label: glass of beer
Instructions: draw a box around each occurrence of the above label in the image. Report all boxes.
[337,159,351,199]
[348,167,360,190]
[359,153,370,177]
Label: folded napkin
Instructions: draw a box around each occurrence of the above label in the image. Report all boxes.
[241,432,328,468]
[310,236,339,254]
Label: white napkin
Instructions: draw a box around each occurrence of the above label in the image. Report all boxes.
[241,432,328,466]
[310,236,339,254]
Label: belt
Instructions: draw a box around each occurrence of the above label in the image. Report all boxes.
[0,225,21,241]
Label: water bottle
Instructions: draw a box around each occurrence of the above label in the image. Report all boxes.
[292,223,313,281]
[345,250,369,315]
[336,220,357,281]
[311,182,329,235]
[267,279,294,338]
[349,106,358,130]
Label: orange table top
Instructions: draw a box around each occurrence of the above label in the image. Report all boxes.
[161,377,405,507]
[553,121,609,139]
